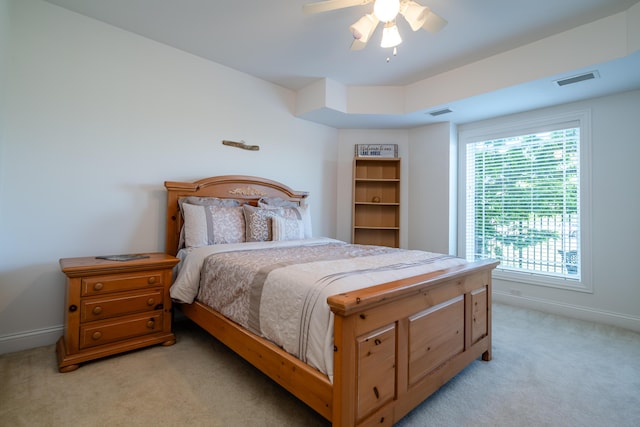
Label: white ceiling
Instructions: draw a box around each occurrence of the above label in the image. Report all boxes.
[43,0,640,128]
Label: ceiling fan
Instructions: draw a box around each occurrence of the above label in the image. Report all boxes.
[303,0,447,51]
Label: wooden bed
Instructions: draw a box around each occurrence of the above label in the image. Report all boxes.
[165,175,499,427]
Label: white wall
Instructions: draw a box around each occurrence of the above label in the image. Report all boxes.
[458,90,640,331]
[407,122,456,254]
[0,0,338,353]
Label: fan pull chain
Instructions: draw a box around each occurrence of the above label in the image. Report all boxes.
[386,47,398,63]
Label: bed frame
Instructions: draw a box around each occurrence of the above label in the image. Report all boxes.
[165,175,499,427]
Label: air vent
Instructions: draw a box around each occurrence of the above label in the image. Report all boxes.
[555,71,599,87]
[428,108,452,117]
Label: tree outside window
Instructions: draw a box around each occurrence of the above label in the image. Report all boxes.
[466,127,580,278]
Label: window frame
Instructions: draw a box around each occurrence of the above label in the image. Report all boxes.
[458,110,592,292]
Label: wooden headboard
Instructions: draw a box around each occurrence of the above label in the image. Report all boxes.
[164,175,309,256]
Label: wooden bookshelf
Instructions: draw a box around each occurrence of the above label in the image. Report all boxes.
[352,157,400,248]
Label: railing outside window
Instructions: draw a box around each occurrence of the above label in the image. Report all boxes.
[464,125,582,282]
[473,214,579,276]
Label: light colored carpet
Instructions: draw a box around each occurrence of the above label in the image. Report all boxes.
[1,303,639,426]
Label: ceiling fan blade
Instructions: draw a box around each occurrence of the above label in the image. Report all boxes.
[303,0,372,15]
[422,10,448,33]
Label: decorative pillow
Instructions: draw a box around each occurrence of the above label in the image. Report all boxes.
[258,197,299,208]
[183,204,245,247]
[242,205,282,242]
[278,205,312,238]
[258,197,312,238]
[272,215,305,241]
[210,206,245,244]
[178,197,243,248]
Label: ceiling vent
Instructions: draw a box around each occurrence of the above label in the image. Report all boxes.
[428,108,453,117]
[555,71,600,87]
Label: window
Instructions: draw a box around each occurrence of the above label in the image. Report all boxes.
[459,111,591,291]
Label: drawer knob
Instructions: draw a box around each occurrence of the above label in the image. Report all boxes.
[92,306,103,315]
[68,305,77,312]
[94,282,104,291]
[147,277,157,285]
[147,298,155,306]
[146,319,155,329]
[92,331,102,340]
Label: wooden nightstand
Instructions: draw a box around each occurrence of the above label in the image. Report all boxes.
[56,253,179,372]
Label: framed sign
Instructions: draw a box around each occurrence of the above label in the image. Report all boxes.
[354,144,398,158]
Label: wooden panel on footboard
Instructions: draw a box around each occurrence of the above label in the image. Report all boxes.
[329,259,498,427]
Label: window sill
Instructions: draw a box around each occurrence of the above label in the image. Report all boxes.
[493,268,592,293]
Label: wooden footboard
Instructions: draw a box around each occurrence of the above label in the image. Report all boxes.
[329,259,498,426]
[176,259,497,427]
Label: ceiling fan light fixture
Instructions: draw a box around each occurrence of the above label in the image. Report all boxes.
[400,1,428,31]
[349,13,379,43]
[373,0,400,23]
[380,22,402,48]
[303,0,447,53]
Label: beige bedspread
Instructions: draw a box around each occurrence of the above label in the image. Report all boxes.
[170,238,468,379]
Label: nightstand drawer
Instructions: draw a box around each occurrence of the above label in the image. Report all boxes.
[81,272,163,296]
[81,289,164,322]
[79,312,163,349]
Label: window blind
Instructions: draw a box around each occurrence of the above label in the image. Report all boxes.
[465,126,580,278]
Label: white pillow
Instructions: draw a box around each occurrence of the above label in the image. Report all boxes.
[183,204,245,247]
[284,205,311,238]
[178,197,241,248]
[183,203,209,247]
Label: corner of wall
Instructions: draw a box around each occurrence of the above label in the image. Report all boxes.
[448,123,458,256]
[407,122,454,253]
[295,78,347,117]
[627,1,640,54]
[0,0,11,210]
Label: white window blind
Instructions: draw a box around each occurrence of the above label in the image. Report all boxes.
[465,124,581,280]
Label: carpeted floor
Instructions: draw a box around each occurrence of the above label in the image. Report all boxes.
[1,303,639,426]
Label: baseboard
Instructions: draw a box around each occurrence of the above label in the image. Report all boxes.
[493,291,640,333]
[0,325,63,355]
[2,311,187,355]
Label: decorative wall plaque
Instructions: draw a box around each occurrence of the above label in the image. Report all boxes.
[355,144,398,158]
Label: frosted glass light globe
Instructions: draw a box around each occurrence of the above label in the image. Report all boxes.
[380,23,402,48]
[373,0,400,22]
